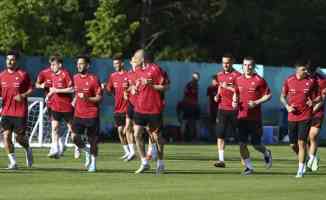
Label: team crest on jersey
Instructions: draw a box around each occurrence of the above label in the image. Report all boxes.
[251,82,255,85]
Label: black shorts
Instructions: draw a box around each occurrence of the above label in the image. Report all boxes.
[182,104,200,120]
[216,109,237,139]
[0,116,26,134]
[127,103,135,119]
[134,112,162,128]
[238,119,262,145]
[72,117,99,136]
[114,113,126,127]
[288,120,310,144]
[209,108,218,124]
[47,107,53,117]
[310,117,323,129]
[51,111,73,123]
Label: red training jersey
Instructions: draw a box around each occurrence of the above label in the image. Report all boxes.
[73,73,102,118]
[217,70,241,111]
[134,63,165,114]
[0,68,32,117]
[235,73,271,121]
[312,72,326,118]
[106,71,129,113]
[282,74,319,122]
[49,68,73,113]
[36,66,53,107]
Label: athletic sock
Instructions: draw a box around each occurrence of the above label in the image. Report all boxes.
[218,150,224,162]
[244,158,253,169]
[264,150,270,157]
[298,162,305,173]
[123,145,129,154]
[91,155,96,164]
[141,158,149,165]
[128,144,135,154]
[8,153,17,165]
[157,159,164,167]
[309,154,315,162]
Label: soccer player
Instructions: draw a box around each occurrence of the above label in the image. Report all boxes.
[130,49,167,174]
[214,54,241,168]
[306,64,326,171]
[143,53,170,161]
[45,55,74,159]
[106,54,135,161]
[280,61,320,177]
[233,56,272,175]
[36,54,80,158]
[177,72,201,142]
[72,55,102,172]
[0,50,33,169]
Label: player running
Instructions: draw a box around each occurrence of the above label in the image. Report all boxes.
[233,57,272,175]
[281,61,320,178]
[0,50,33,169]
[214,54,241,168]
[106,54,135,161]
[72,55,102,172]
[45,55,74,159]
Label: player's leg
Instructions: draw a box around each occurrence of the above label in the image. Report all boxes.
[250,121,272,169]
[71,117,92,170]
[85,118,99,172]
[13,117,33,168]
[1,117,17,169]
[124,114,136,161]
[58,112,74,157]
[48,111,61,158]
[115,113,129,159]
[148,114,165,174]
[295,120,310,178]
[307,117,322,171]
[288,122,299,155]
[133,112,150,174]
[238,120,254,175]
[214,110,226,167]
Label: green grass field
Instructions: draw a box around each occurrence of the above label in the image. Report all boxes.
[0,143,326,200]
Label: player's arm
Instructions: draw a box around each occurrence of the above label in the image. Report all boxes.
[50,87,74,94]
[35,72,45,89]
[280,81,295,113]
[81,78,102,103]
[15,74,33,102]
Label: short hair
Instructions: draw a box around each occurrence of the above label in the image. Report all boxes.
[222,53,234,60]
[212,75,217,80]
[112,53,123,61]
[49,53,63,64]
[294,59,308,68]
[7,50,20,59]
[193,72,200,77]
[76,55,91,64]
[243,56,255,64]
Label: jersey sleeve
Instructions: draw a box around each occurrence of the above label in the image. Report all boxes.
[281,79,289,96]
[106,74,114,93]
[259,78,271,96]
[65,71,74,87]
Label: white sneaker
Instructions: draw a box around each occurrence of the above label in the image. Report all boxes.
[26,148,33,168]
[295,171,304,178]
[84,148,91,169]
[156,165,165,175]
[311,156,320,172]
[47,151,60,159]
[264,150,272,169]
[88,162,96,172]
[6,163,18,170]
[124,153,135,162]
[134,164,150,174]
[306,158,313,170]
[74,147,81,159]
[120,153,129,160]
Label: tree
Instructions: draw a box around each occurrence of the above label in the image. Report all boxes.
[0,0,96,56]
[86,0,140,57]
